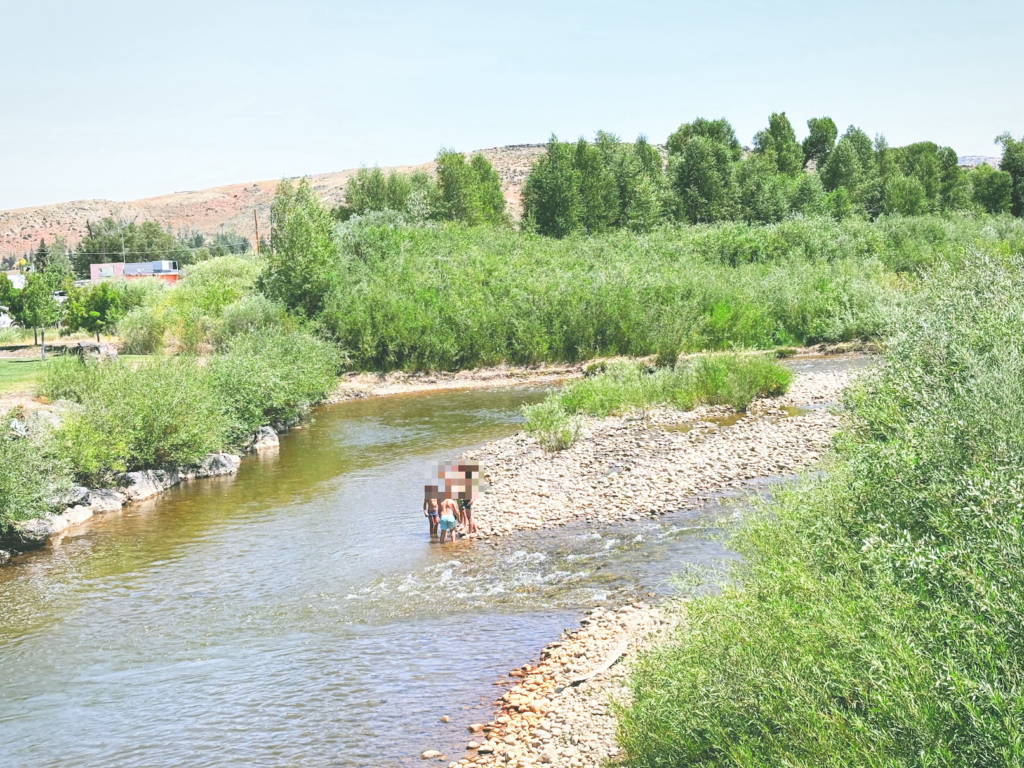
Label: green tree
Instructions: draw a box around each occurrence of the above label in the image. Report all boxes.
[468,154,507,226]
[882,174,927,215]
[821,137,863,194]
[753,112,803,175]
[802,117,837,169]
[17,268,65,358]
[790,173,827,216]
[595,132,667,231]
[573,139,619,234]
[736,154,792,223]
[667,118,742,161]
[259,178,340,318]
[66,282,127,341]
[669,135,737,223]
[996,132,1024,216]
[73,218,192,277]
[522,137,584,237]
[33,238,49,270]
[971,163,1012,214]
[435,150,506,226]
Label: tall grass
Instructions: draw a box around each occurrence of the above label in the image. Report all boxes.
[618,256,1024,765]
[524,355,791,450]
[317,214,1024,371]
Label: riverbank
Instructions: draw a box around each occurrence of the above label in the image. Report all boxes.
[326,343,870,404]
[429,356,865,767]
[463,357,857,539]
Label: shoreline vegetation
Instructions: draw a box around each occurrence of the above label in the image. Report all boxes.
[3,118,1024,764]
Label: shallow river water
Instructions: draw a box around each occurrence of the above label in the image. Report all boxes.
[0,376,822,767]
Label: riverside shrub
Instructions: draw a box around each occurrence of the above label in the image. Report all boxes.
[42,356,230,485]
[0,412,71,532]
[524,355,792,449]
[618,256,1024,766]
[38,326,340,485]
[207,327,342,443]
[313,214,1007,371]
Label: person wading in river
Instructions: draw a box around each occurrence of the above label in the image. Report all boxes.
[459,464,478,535]
[423,486,440,538]
[438,493,460,544]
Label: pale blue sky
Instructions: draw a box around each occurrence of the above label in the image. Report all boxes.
[2,0,1021,209]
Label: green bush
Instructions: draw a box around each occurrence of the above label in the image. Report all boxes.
[524,355,792,449]
[117,305,168,354]
[207,328,341,443]
[42,356,230,485]
[619,256,1024,766]
[170,255,263,317]
[0,412,71,532]
[521,398,581,451]
[554,356,791,418]
[316,216,955,371]
[213,295,290,350]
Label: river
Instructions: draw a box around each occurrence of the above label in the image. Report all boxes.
[0,383,797,767]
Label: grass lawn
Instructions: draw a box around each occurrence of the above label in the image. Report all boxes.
[0,359,43,393]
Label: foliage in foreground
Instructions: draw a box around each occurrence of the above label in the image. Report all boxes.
[523,356,791,450]
[618,257,1024,766]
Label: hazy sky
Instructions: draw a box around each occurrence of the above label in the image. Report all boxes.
[2,0,1021,209]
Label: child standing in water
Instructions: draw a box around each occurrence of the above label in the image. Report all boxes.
[438,494,459,544]
[423,486,439,538]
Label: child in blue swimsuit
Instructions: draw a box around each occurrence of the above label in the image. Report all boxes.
[423,486,439,538]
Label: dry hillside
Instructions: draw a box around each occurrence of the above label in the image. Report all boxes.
[0,144,546,259]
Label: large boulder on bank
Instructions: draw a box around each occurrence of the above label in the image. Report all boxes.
[87,488,127,513]
[122,470,180,502]
[192,453,241,478]
[0,518,54,551]
[74,341,118,362]
[250,426,279,452]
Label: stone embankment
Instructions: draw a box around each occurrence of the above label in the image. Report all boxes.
[0,422,284,563]
[424,359,861,767]
[465,363,852,538]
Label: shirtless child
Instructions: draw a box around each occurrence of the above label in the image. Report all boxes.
[438,494,460,544]
[423,486,439,538]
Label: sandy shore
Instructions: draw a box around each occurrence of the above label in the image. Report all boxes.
[425,357,864,767]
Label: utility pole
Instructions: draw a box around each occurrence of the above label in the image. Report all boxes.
[121,229,126,264]
[254,209,260,256]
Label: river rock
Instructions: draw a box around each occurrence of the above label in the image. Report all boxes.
[0,549,10,565]
[87,488,127,513]
[122,470,179,501]
[250,426,279,452]
[2,518,53,550]
[191,453,241,478]
[421,750,441,759]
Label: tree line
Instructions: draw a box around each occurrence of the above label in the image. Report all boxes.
[1,222,253,276]
[520,115,1024,236]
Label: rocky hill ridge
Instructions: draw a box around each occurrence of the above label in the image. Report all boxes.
[0,144,547,260]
